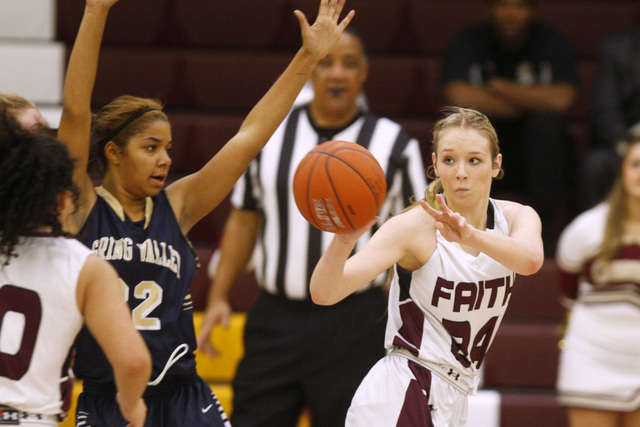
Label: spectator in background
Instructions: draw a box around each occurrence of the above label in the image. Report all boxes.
[439,0,579,255]
[579,25,640,213]
[555,135,640,427]
[197,28,428,426]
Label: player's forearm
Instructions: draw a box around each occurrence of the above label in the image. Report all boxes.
[310,236,358,305]
[62,4,110,113]
[59,3,112,187]
[113,348,151,408]
[467,227,543,276]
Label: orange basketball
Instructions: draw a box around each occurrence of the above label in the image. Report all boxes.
[293,140,387,233]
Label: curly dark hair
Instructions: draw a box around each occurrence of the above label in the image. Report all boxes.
[0,113,78,265]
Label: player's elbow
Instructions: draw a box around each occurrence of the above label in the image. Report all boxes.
[310,284,339,306]
[518,251,544,276]
[120,347,152,381]
[310,289,332,306]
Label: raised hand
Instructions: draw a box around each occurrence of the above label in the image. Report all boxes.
[420,194,472,244]
[293,0,355,61]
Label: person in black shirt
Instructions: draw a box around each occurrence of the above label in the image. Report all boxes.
[440,0,579,255]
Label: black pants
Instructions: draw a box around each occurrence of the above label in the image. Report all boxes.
[578,146,620,213]
[231,288,387,427]
[490,112,574,255]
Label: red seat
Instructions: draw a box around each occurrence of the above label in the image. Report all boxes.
[172,0,296,50]
[484,322,561,388]
[505,259,565,322]
[499,391,568,427]
[539,1,639,59]
[167,112,244,175]
[56,0,173,46]
[90,48,180,107]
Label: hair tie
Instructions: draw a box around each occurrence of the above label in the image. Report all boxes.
[98,108,158,147]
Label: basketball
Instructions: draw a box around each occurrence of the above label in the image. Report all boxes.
[293,140,387,233]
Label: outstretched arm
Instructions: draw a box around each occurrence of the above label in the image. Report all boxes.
[421,194,544,275]
[58,0,118,233]
[310,209,430,305]
[167,0,355,234]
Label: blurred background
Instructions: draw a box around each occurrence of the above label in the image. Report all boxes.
[3,1,638,425]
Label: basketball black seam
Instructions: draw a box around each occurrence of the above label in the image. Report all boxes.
[321,151,382,230]
[303,152,324,230]
[321,151,383,210]
[323,153,356,231]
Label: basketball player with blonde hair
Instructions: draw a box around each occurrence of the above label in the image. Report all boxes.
[311,106,543,426]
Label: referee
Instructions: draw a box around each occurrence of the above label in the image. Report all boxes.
[197,27,428,427]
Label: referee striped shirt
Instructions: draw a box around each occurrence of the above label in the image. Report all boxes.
[231,106,428,300]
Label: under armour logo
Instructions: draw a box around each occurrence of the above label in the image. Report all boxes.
[447,368,460,381]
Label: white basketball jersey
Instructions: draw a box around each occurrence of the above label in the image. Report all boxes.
[385,200,516,389]
[0,236,89,415]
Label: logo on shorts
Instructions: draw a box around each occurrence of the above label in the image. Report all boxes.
[447,368,460,381]
[201,404,213,413]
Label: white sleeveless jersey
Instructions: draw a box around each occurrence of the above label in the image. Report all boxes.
[0,236,89,415]
[385,199,516,390]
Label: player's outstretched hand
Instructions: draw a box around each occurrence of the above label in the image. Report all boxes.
[420,194,472,244]
[294,0,355,61]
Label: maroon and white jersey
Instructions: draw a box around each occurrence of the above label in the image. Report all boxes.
[385,199,515,393]
[0,236,89,416]
[556,203,640,410]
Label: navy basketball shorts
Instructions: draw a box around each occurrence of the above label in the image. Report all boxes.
[75,375,230,427]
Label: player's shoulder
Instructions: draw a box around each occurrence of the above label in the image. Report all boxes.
[386,203,436,236]
[53,236,94,258]
[492,198,536,218]
[382,204,437,264]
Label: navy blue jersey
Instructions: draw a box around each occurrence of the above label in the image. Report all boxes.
[72,187,199,394]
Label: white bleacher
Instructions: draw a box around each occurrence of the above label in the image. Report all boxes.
[0,0,64,115]
[0,0,56,39]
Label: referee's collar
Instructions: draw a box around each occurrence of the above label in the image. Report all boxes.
[303,105,363,143]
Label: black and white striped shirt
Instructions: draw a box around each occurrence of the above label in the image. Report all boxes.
[231,106,428,300]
